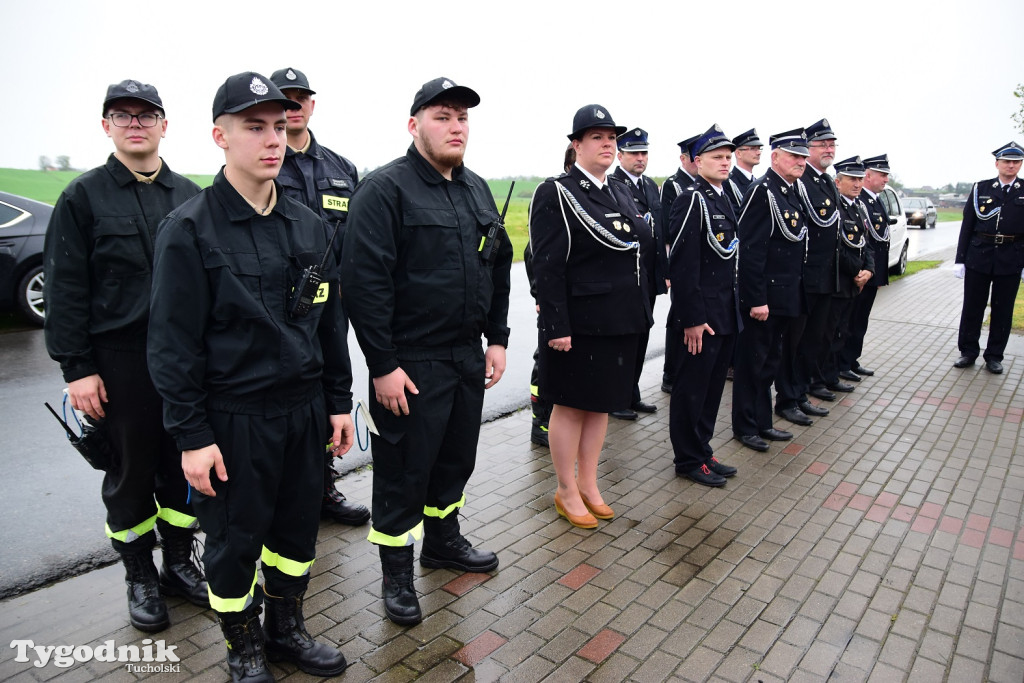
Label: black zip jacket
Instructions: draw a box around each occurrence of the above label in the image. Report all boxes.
[147,170,353,451]
[340,145,512,378]
[43,154,200,382]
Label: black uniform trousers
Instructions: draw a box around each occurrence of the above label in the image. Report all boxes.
[670,333,735,472]
[95,344,193,548]
[732,314,796,436]
[774,314,808,412]
[630,294,658,406]
[797,293,834,394]
[663,324,680,388]
[194,389,325,610]
[823,297,856,385]
[368,346,484,543]
[530,345,551,428]
[840,285,878,371]
[958,268,1022,362]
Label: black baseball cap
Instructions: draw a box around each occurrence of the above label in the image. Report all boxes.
[567,104,626,140]
[212,71,300,122]
[270,67,315,95]
[103,80,163,115]
[410,77,480,116]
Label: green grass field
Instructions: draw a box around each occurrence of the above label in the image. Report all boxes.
[936,209,961,222]
[890,260,942,283]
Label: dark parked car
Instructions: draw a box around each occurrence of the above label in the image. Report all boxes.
[903,196,937,229]
[0,191,51,326]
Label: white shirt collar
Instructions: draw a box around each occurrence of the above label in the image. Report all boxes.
[862,188,878,200]
[734,166,753,181]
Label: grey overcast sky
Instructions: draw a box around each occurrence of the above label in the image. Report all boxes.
[2,0,1021,188]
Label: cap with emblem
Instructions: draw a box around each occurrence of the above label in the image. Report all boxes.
[863,154,891,174]
[732,128,762,148]
[677,134,701,158]
[212,71,300,122]
[992,141,1024,160]
[834,156,866,177]
[270,67,315,95]
[692,124,736,157]
[770,129,810,157]
[617,128,650,151]
[103,80,163,116]
[410,77,480,116]
[568,104,627,140]
[805,118,837,142]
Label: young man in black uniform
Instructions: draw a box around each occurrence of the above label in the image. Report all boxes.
[270,66,370,528]
[43,79,207,633]
[840,154,893,378]
[148,72,354,681]
[666,125,741,487]
[729,128,763,203]
[341,77,512,626]
[783,118,842,425]
[611,127,666,420]
[731,129,810,453]
[660,133,701,394]
[952,142,1024,374]
[823,157,875,388]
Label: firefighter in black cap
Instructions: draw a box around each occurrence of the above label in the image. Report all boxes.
[43,79,206,634]
[952,142,1024,374]
[611,127,667,420]
[148,71,354,681]
[270,66,370,528]
[341,77,512,626]
[729,128,763,204]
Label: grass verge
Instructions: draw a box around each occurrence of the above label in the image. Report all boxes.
[890,260,941,283]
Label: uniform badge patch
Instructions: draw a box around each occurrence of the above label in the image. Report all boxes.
[820,209,827,216]
[595,109,606,119]
[286,69,297,80]
[716,232,725,241]
[442,80,454,89]
[126,82,139,93]
[580,179,590,190]
[250,77,269,95]
[825,199,830,206]
[781,187,788,195]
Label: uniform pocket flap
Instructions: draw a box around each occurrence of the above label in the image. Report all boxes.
[201,249,261,275]
[570,281,613,296]
[403,207,459,228]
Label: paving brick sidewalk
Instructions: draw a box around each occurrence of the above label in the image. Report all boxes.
[3,248,1023,682]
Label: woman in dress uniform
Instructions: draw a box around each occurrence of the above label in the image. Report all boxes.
[528,105,653,528]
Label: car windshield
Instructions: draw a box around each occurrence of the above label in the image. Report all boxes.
[904,198,927,209]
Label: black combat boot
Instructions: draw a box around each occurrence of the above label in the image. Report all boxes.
[218,606,274,683]
[157,520,210,608]
[119,541,170,632]
[263,589,347,676]
[530,391,551,447]
[420,515,499,572]
[320,459,371,525]
[379,546,421,625]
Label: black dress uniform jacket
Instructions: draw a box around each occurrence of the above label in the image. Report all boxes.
[44,154,200,381]
[611,168,668,295]
[859,189,892,287]
[660,168,697,241]
[147,171,354,452]
[799,165,842,294]
[835,197,875,298]
[736,169,808,317]
[667,177,741,335]
[530,166,653,341]
[340,144,513,378]
[278,129,359,257]
[956,177,1024,274]
[730,166,755,197]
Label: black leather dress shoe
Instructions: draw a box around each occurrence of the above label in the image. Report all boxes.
[735,434,770,452]
[838,370,862,382]
[853,365,874,376]
[809,387,836,401]
[759,427,793,441]
[707,457,737,477]
[798,401,829,417]
[953,355,977,369]
[322,490,371,526]
[726,367,734,381]
[776,407,812,426]
[610,409,638,421]
[679,464,727,487]
[985,360,1003,374]
[661,381,672,393]
[632,401,658,414]
[825,381,855,393]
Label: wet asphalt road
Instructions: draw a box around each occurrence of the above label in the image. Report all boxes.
[0,223,957,597]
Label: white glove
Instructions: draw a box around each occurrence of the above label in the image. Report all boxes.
[954,264,966,279]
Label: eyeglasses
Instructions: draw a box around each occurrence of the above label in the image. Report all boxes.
[809,142,838,150]
[107,112,162,128]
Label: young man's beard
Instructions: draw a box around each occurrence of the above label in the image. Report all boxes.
[422,137,465,170]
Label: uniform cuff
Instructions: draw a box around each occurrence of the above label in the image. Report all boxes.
[176,427,217,453]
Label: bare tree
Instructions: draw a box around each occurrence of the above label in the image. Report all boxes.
[39,155,51,170]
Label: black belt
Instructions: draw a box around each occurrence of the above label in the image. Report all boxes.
[977,233,1018,244]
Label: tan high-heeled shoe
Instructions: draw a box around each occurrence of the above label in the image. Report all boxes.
[578,491,614,520]
[554,492,598,529]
